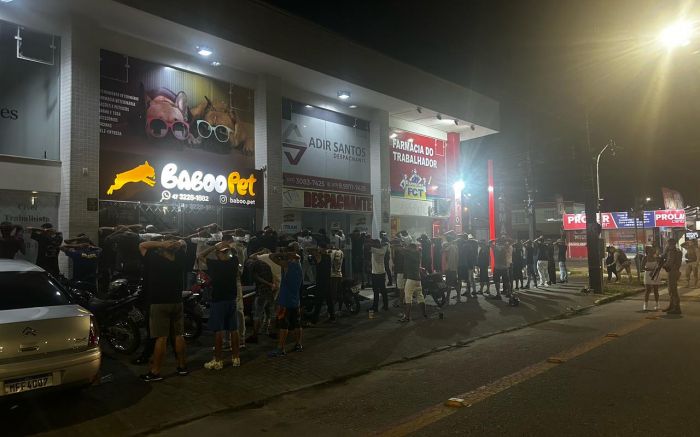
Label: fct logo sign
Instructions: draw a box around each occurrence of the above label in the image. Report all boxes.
[282,123,307,165]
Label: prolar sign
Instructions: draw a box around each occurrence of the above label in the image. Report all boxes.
[563,209,685,230]
[100,154,262,208]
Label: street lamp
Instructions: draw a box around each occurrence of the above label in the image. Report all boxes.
[659,20,693,49]
[595,139,616,216]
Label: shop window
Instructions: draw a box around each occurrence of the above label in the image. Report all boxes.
[0,20,60,160]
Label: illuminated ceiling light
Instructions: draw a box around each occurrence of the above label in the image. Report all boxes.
[389,133,397,139]
[659,20,693,49]
[197,46,213,57]
[304,104,313,108]
[436,114,442,120]
[337,90,351,100]
[210,60,221,66]
[349,104,358,109]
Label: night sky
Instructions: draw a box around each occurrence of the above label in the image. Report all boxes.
[261,0,699,211]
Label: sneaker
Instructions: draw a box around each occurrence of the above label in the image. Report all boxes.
[643,303,647,311]
[293,343,303,352]
[268,348,286,357]
[176,367,190,376]
[246,335,259,344]
[140,372,163,382]
[232,357,241,367]
[654,303,659,310]
[398,316,410,323]
[204,359,224,371]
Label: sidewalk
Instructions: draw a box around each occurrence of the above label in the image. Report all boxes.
[13,278,638,437]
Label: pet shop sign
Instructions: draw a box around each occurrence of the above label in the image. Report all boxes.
[101,156,261,208]
[389,131,447,200]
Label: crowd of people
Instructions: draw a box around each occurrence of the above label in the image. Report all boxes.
[0,219,688,379]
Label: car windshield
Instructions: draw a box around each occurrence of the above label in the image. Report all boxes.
[0,271,71,311]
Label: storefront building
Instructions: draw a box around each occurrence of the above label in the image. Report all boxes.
[0,0,499,267]
[562,209,687,259]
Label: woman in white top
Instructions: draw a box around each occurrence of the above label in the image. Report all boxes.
[642,245,662,311]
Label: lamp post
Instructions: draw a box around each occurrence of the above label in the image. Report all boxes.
[595,139,616,215]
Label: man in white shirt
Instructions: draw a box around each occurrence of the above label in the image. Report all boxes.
[370,239,388,312]
[297,229,316,282]
[330,244,344,314]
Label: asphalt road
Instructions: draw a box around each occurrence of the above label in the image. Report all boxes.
[154,286,700,437]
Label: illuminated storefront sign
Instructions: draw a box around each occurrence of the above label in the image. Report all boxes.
[99,49,259,208]
[389,131,447,200]
[562,209,686,230]
[283,189,372,212]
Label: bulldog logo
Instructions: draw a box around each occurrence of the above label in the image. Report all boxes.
[107,161,157,195]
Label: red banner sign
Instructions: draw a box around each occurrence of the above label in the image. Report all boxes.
[390,131,447,200]
[562,210,685,230]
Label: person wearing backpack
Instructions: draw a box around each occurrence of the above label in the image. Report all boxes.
[614,248,633,283]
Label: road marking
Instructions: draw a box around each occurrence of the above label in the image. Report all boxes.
[375,317,654,437]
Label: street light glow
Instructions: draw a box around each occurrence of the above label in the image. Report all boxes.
[659,21,693,49]
[453,180,465,193]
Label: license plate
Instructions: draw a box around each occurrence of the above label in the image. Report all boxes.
[4,374,53,394]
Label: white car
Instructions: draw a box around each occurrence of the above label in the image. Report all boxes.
[0,259,101,396]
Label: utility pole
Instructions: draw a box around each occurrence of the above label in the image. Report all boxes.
[525,143,536,241]
[585,112,604,293]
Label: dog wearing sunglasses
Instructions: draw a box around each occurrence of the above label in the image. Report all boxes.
[144,87,194,143]
[190,96,253,156]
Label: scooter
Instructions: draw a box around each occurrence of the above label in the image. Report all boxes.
[420,269,447,307]
[338,279,362,315]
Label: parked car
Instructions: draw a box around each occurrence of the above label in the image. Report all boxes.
[0,260,101,397]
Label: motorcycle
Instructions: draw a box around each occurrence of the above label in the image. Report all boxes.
[66,284,143,355]
[338,279,362,315]
[182,290,204,341]
[420,269,447,307]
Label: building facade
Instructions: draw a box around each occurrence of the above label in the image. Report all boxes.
[0,0,499,264]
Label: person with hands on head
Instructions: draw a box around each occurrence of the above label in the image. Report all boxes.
[139,238,189,382]
[197,238,241,370]
[0,221,25,259]
[27,223,63,277]
[247,249,277,343]
[268,248,304,357]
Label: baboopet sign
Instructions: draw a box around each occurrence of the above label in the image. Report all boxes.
[99,50,258,207]
[282,189,372,213]
[390,131,447,200]
[100,152,261,207]
[563,210,686,230]
[282,99,370,194]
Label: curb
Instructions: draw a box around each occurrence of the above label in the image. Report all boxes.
[135,288,640,436]
[594,288,645,305]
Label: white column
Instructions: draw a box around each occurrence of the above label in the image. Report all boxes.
[370,109,390,237]
[254,74,283,230]
[58,19,100,245]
